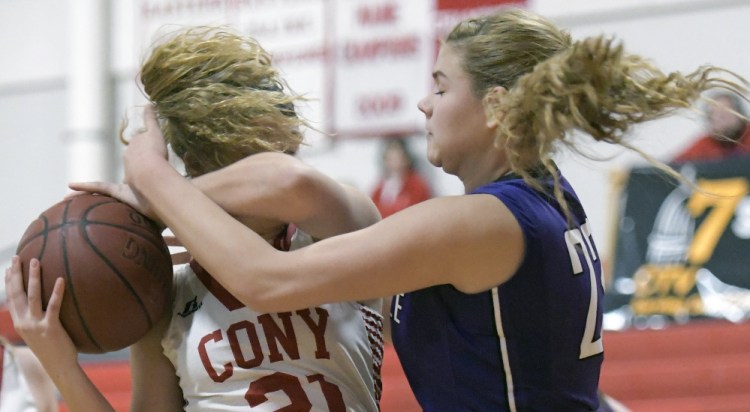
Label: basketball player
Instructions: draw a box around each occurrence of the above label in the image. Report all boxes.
[107,9,746,411]
[6,28,383,411]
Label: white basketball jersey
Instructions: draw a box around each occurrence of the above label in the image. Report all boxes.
[162,228,384,411]
[0,347,37,412]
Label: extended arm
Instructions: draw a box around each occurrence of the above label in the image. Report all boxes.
[126,106,524,312]
[5,257,113,412]
[72,152,379,241]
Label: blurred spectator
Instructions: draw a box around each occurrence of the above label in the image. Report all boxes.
[673,92,750,163]
[0,307,58,412]
[371,137,432,218]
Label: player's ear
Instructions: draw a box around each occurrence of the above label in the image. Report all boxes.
[483,86,507,129]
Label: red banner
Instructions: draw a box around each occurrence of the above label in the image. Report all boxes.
[437,0,525,11]
[136,0,529,138]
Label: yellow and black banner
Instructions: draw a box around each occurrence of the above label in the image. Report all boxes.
[606,155,750,329]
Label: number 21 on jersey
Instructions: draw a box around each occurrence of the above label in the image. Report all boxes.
[564,221,604,359]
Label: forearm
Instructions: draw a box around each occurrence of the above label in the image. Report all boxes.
[129,318,185,412]
[13,348,61,412]
[41,358,113,412]
[191,152,295,218]
[192,153,380,237]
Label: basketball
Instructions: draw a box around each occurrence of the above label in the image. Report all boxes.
[15,193,173,354]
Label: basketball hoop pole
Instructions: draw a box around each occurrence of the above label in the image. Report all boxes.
[65,0,114,186]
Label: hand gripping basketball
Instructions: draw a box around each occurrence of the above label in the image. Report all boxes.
[14,193,173,353]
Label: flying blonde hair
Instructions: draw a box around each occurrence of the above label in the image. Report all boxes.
[136,27,307,177]
[446,8,748,211]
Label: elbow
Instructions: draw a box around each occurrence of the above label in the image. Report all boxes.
[276,161,316,195]
[229,259,291,313]
[236,291,292,314]
[274,163,325,219]
[235,288,277,313]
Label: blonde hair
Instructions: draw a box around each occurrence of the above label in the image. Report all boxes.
[138,27,306,177]
[447,9,748,210]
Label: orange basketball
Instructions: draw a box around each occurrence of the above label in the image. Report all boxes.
[15,194,173,353]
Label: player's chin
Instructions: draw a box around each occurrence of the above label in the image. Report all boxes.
[425,149,441,169]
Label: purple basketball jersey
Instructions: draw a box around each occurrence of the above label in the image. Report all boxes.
[391,173,604,411]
